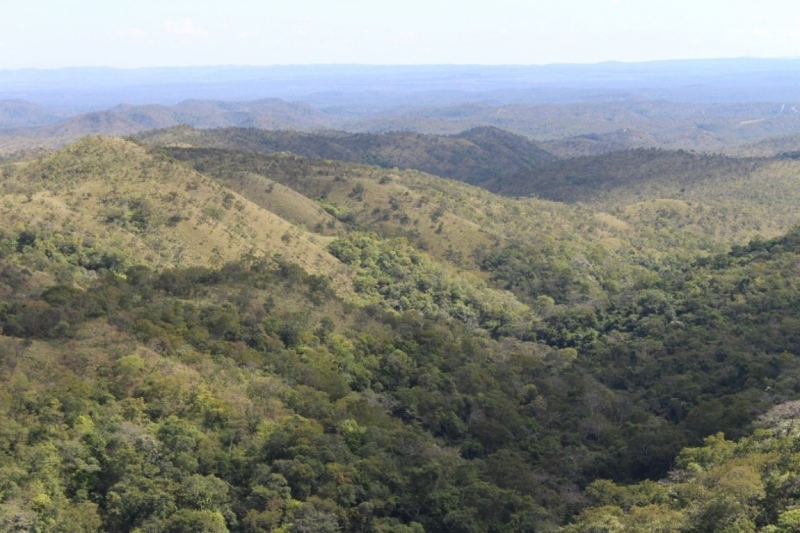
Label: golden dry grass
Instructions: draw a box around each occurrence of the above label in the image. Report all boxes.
[0,137,352,292]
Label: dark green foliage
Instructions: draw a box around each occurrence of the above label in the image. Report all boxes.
[479,242,597,304]
[143,126,557,188]
[488,148,768,200]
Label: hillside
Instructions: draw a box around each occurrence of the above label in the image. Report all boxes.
[0,112,149,153]
[4,132,800,532]
[0,138,638,531]
[0,137,350,286]
[480,148,800,246]
[540,129,661,157]
[485,149,767,199]
[161,144,736,285]
[145,129,800,250]
[565,229,800,531]
[139,125,556,188]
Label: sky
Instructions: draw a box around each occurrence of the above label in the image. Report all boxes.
[2,0,800,69]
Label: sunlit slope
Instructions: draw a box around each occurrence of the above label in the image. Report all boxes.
[163,147,499,264]
[163,148,608,253]
[162,147,717,306]
[153,141,800,317]
[209,168,340,236]
[144,127,800,251]
[484,148,800,244]
[0,137,348,285]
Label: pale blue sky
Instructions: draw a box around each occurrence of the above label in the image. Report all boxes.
[2,0,800,68]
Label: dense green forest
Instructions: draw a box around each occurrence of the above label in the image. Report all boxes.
[2,128,800,532]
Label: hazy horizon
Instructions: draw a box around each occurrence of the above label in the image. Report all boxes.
[5,55,800,70]
[5,0,800,68]
[2,58,800,112]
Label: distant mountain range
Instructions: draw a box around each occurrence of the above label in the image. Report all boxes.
[4,95,800,157]
[0,98,335,132]
[6,59,800,110]
[0,99,336,153]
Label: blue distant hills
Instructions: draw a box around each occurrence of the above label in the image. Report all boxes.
[2,58,800,111]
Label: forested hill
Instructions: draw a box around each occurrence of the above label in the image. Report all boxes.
[139,125,557,187]
[3,136,800,532]
[483,148,770,199]
[139,126,800,210]
[145,128,800,245]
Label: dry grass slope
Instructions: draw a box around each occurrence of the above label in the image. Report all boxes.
[0,137,351,290]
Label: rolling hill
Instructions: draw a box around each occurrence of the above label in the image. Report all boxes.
[482,148,768,199]
[120,99,337,131]
[139,125,557,187]
[0,100,337,154]
[142,128,800,249]
[475,148,800,245]
[729,133,800,157]
[348,100,800,152]
[7,96,800,157]
[4,125,800,531]
[0,137,351,287]
[540,129,662,157]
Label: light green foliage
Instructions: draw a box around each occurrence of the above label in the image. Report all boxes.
[328,232,529,335]
[567,420,800,531]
